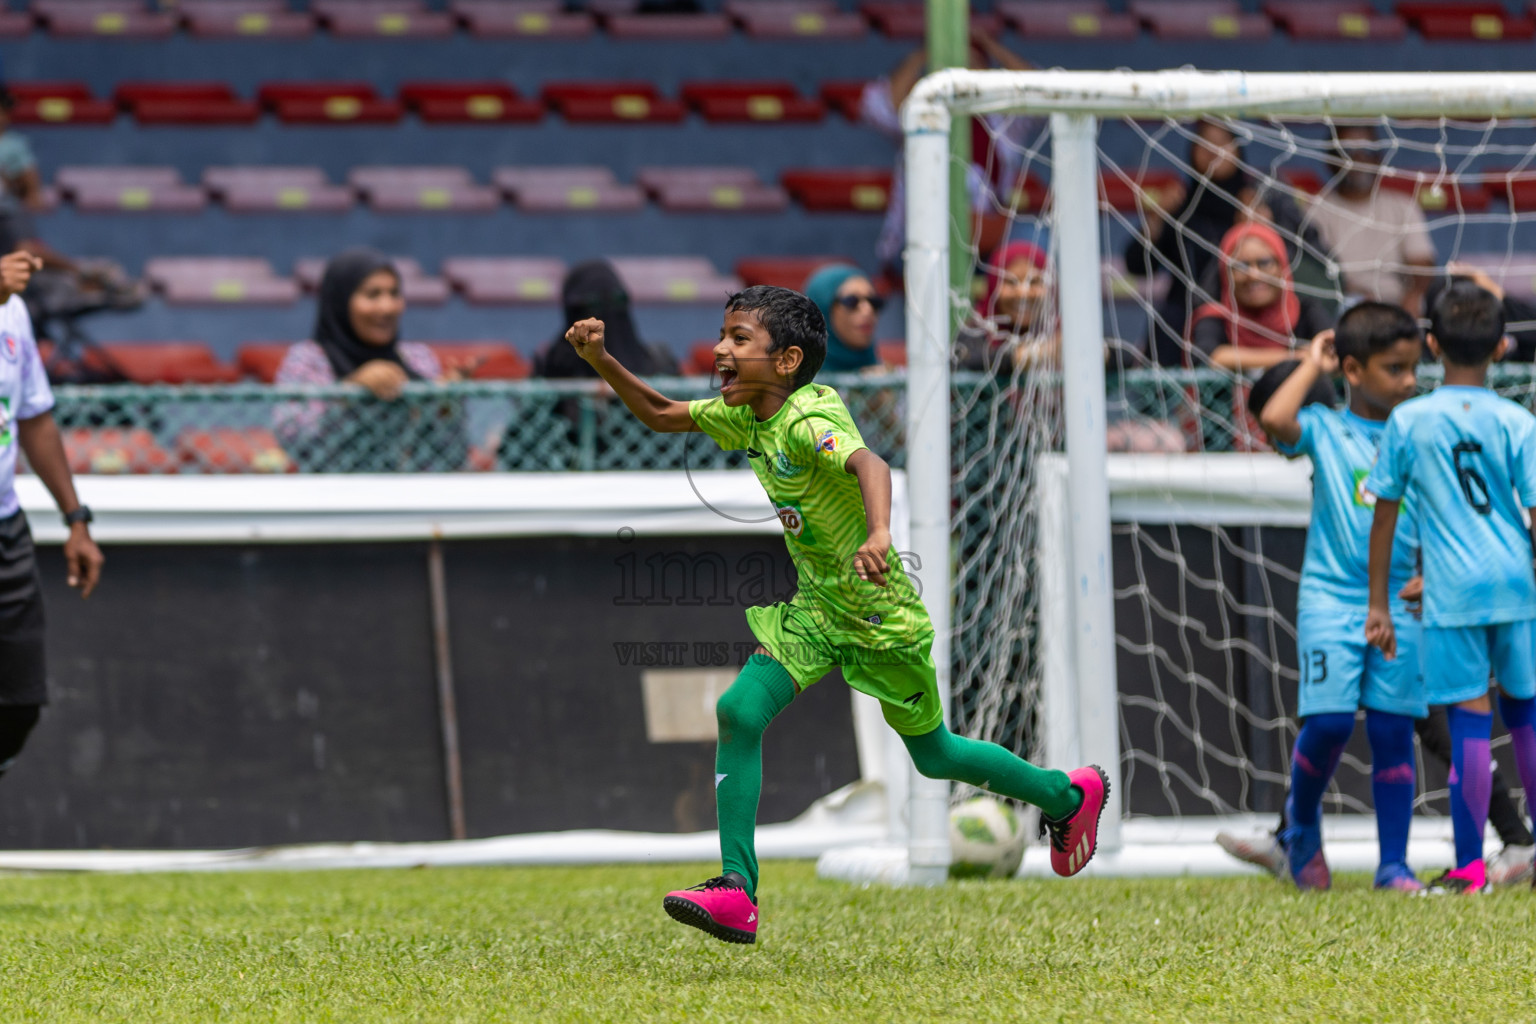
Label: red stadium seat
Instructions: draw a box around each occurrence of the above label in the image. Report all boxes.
[34,0,177,37]
[820,81,868,121]
[680,82,824,124]
[315,0,456,38]
[57,166,207,213]
[235,342,292,383]
[998,1,1139,39]
[736,256,853,290]
[424,342,531,380]
[349,166,500,212]
[176,428,295,474]
[181,0,315,38]
[114,82,261,125]
[605,12,732,38]
[399,82,544,123]
[1396,2,1533,39]
[1377,171,1490,212]
[542,82,687,124]
[452,0,594,38]
[293,256,449,303]
[0,10,32,34]
[609,256,741,303]
[7,82,117,125]
[494,166,645,213]
[730,0,867,38]
[203,166,355,213]
[1264,1,1406,40]
[780,168,893,212]
[1128,0,1271,38]
[638,167,789,214]
[1489,168,1536,211]
[686,342,718,376]
[65,428,176,475]
[145,259,300,306]
[859,1,1001,39]
[442,257,567,304]
[258,82,403,124]
[876,340,906,368]
[1099,170,1183,213]
[97,342,241,384]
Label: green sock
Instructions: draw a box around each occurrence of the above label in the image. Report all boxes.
[714,654,797,900]
[902,724,1081,821]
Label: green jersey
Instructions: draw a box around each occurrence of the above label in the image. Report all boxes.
[689,383,932,649]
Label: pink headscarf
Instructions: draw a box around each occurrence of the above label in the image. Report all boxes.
[982,241,1048,321]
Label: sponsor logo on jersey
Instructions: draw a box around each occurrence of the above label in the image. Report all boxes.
[0,333,16,364]
[1352,469,1376,509]
[775,503,806,537]
[816,429,837,454]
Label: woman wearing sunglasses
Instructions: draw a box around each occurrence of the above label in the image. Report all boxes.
[804,264,890,375]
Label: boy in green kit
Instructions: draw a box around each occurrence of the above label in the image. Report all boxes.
[565,286,1108,945]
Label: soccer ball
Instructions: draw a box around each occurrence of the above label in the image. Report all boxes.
[948,796,1027,879]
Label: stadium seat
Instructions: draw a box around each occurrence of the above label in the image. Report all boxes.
[876,340,906,367]
[730,0,866,38]
[235,342,292,383]
[1378,171,1490,212]
[452,0,595,38]
[64,428,176,475]
[736,256,853,290]
[97,342,242,384]
[1264,1,1406,40]
[294,256,450,303]
[859,1,1001,39]
[57,166,207,213]
[493,166,645,213]
[820,81,868,121]
[176,428,295,474]
[780,168,893,212]
[349,166,500,213]
[1128,0,1271,39]
[34,0,177,37]
[1099,170,1183,213]
[686,342,718,376]
[541,82,686,124]
[638,167,789,214]
[7,82,117,125]
[1396,1,1533,39]
[258,82,403,124]
[399,82,544,124]
[181,0,315,38]
[0,10,32,34]
[143,258,300,306]
[204,166,356,213]
[605,11,732,38]
[424,342,531,380]
[680,82,824,124]
[114,83,261,126]
[441,257,567,304]
[608,256,741,303]
[1489,168,1536,211]
[998,1,1139,39]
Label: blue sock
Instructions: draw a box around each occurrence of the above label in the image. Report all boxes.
[1365,709,1416,868]
[1447,705,1494,869]
[1286,712,1355,829]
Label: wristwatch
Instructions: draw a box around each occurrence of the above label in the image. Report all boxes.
[62,505,93,528]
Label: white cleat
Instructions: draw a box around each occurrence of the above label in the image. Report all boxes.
[1216,830,1286,878]
[1487,843,1535,887]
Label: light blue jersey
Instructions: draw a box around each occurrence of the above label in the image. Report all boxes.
[1365,385,1536,627]
[1277,405,1418,610]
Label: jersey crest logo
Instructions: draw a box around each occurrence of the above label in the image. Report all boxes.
[770,451,804,479]
[816,429,837,454]
[0,333,16,364]
[1352,469,1376,509]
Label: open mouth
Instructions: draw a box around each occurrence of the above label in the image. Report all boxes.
[717,365,738,393]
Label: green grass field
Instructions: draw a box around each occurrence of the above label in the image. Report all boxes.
[1,861,1534,1022]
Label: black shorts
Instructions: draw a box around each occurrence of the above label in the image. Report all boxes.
[0,510,46,706]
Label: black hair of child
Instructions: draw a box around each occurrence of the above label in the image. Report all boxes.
[1430,279,1505,367]
[1249,358,1337,423]
[724,285,827,390]
[1333,301,1421,367]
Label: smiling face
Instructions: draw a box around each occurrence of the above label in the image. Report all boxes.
[1228,236,1284,312]
[994,256,1048,329]
[713,309,802,413]
[829,275,880,350]
[348,269,404,347]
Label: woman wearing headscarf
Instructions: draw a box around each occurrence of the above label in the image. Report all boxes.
[804,263,887,375]
[274,248,464,470]
[1188,222,1333,371]
[956,241,1054,372]
[538,260,674,378]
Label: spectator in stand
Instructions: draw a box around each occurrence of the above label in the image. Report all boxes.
[957,241,1055,373]
[1189,223,1334,372]
[1301,124,1436,314]
[804,264,889,375]
[1428,262,1536,362]
[537,260,675,379]
[274,249,464,471]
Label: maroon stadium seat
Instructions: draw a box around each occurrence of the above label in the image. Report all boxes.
[144,258,300,306]
[442,257,567,304]
[1489,168,1536,211]
[258,82,403,124]
[65,428,176,474]
[181,0,313,37]
[34,0,177,37]
[494,166,646,213]
[57,166,207,213]
[1396,1,1532,39]
[820,81,869,121]
[1377,170,1490,212]
[605,11,732,38]
[876,341,906,367]
[399,82,544,124]
[780,168,893,212]
[542,82,687,124]
[314,0,455,38]
[608,257,741,303]
[1264,1,1406,40]
[859,1,1001,39]
[452,0,594,38]
[680,81,824,124]
[7,82,117,125]
[176,428,295,474]
[235,342,292,383]
[203,166,356,213]
[424,342,531,380]
[0,10,32,34]
[349,166,500,212]
[114,82,261,125]
[97,342,241,384]
[686,342,718,377]
[997,1,1139,39]
[1128,0,1271,38]
[293,256,449,304]
[729,0,866,38]
[638,167,789,214]
[736,256,853,290]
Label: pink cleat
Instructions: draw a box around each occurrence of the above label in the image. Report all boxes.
[1042,765,1110,878]
[662,872,758,944]
[1424,861,1491,896]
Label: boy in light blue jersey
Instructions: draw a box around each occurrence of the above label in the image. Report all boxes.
[1258,302,1426,892]
[1366,281,1536,895]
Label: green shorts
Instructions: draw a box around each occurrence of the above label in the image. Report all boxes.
[744,600,943,736]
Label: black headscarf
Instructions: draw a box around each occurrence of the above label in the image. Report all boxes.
[313,248,417,380]
[539,259,661,378]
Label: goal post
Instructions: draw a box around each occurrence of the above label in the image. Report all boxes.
[823,68,1536,885]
